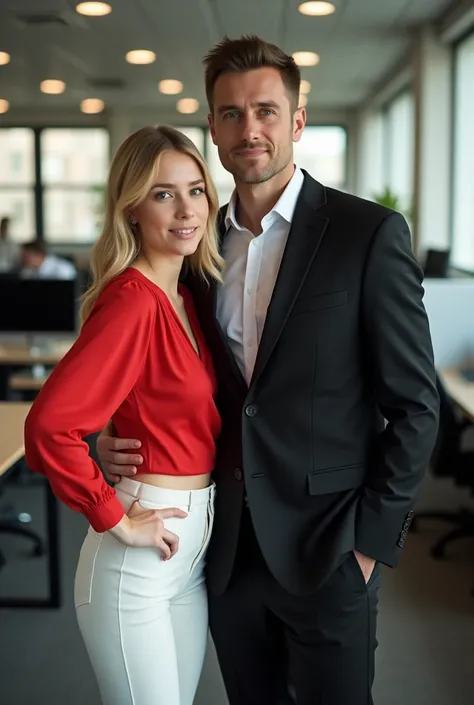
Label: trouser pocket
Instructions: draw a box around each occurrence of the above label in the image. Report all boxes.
[189,495,215,575]
[74,529,104,608]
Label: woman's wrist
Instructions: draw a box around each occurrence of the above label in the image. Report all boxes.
[108,514,132,542]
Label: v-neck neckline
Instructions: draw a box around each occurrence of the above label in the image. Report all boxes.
[125,267,202,361]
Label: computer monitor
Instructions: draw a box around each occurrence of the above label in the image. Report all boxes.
[0,277,79,337]
[423,249,450,278]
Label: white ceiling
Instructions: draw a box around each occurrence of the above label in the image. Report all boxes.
[0,0,455,119]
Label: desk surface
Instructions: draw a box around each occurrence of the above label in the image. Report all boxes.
[440,368,474,423]
[0,402,32,476]
[0,339,74,365]
[9,372,50,391]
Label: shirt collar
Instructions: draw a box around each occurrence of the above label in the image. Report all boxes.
[224,166,304,232]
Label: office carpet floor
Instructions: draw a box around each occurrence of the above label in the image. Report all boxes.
[1,472,474,705]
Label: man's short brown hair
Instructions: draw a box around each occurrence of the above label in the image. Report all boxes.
[22,239,48,256]
[203,35,301,113]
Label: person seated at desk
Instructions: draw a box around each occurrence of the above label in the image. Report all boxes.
[0,216,20,272]
[19,240,76,280]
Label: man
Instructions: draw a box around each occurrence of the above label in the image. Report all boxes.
[0,216,20,271]
[97,36,439,705]
[20,240,76,279]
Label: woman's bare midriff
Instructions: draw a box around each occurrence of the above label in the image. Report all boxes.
[133,472,212,490]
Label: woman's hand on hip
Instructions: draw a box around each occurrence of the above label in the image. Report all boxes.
[109,501,187,559]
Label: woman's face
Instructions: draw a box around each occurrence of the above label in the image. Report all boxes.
[131,150,209,259]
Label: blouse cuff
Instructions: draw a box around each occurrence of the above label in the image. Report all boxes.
[83,493,125,533]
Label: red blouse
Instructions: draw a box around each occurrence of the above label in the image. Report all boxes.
[24,268,221,532]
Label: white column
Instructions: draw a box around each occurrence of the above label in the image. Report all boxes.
[107,112,133,158]
[413,26,452,256]
[354,108,384,200]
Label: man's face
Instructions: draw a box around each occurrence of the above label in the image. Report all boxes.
[21,250,43,270]
[208,67,305,185]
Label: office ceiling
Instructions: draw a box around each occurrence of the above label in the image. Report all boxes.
[0,0,455,119]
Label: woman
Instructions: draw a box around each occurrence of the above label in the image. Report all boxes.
[24,125,223,705]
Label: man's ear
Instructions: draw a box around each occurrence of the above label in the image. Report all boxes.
[208,113,217,145]
[293,106,306,143]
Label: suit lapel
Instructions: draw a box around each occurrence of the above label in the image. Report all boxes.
[249,174,329,388]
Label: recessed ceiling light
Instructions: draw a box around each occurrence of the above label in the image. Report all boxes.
[125,50,156,65]
[76,2,112,16]
[299,93,308,107]
[298,2,336,16]
[0,99,9,113]
[40,79,66,95]
[177,98,199,114]
[300,79,311,94]
[292,51,320,66]
[159,79,183,95]
[81,98,105,114]
[0,52,11,66]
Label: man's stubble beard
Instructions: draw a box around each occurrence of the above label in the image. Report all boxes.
[221,141,293,185]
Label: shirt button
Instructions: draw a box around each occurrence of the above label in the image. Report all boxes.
[245,404,258,418]
[234,468,243,481]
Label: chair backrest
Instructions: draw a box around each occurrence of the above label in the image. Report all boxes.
[431,373,471,477]
[423,249,450,278]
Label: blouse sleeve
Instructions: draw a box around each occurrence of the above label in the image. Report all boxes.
[24,277,156,532]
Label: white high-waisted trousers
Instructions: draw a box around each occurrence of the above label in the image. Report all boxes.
[74,477,215,705]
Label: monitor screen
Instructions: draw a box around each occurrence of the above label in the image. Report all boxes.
[0,278,78,334]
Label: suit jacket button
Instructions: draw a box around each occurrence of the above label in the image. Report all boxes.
[234,468,242,481]
[245,404,258,418]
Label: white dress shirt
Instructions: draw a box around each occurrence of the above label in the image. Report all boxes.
[216,167,304,385]
[21,254,77,280]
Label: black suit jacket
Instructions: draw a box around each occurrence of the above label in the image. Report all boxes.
[186,171,439,596]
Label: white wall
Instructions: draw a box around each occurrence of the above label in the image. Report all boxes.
[423,279,474,367]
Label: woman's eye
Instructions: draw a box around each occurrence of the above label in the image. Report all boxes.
[191,187,205,196]
[155,191,171,200]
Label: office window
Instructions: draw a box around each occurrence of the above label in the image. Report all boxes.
[452,32,474,272]
[0,128,35,241]
[382,91,414,217]
[294,126,347,189]
[41,128,109,242]
[10,152,23,175]
[173,127,205,156]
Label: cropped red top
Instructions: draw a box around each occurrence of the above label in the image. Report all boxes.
[24,268,221,532]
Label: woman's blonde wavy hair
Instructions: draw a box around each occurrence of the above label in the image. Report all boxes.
[80,125,223,324]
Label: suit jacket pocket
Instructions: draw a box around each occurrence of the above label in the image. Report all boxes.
[307,463,366,495]
[292,290,347,315]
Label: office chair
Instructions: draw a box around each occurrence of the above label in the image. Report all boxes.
[0,465,44,570]
[423,248,450,278]
[411,374,474,559]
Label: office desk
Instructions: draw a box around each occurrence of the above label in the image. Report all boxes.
[0,339,73,365]
[0,403,31,476]
[0,402,61,609]
[8,372,50,391]
[440,368,474,423]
